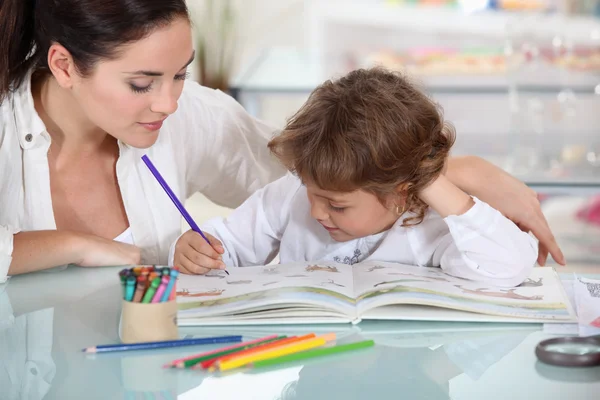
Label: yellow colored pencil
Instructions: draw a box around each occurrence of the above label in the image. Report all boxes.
[213,333,336,372]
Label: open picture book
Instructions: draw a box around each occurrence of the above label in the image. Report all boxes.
[175,261,576,326]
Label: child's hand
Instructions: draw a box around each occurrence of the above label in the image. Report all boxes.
[173,230,226,275]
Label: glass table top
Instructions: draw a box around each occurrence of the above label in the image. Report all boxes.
[1,265,598,400]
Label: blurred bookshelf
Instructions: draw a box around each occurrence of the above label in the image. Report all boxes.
[231,0,600,194]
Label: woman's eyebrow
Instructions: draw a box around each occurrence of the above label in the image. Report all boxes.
[124,51,195,77]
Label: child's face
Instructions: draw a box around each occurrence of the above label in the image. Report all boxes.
[305,181,399,242]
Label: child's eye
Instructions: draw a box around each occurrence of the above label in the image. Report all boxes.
[329,204,346,212]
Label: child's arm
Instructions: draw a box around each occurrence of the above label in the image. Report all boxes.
[410,175,538,287]
[169,174,302,274]
[445,155,564,266]
[419,174,475,218]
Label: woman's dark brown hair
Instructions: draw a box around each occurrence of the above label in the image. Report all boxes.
[268,67,456,226]
[0,0,189,101]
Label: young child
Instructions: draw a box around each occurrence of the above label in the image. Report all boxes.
[171,67,537,287]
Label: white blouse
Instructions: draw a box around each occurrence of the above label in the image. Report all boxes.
[193,173,538,287]
[0,73,286,282]
[113,228,134,245]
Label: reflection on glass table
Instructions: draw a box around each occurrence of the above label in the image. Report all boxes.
[0,288,55,400]
[1,266,599,399]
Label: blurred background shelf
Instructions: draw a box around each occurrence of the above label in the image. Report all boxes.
[231,47,600,195]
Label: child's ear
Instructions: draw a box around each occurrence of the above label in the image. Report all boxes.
[394,183,410,196]
[385,185,408,210]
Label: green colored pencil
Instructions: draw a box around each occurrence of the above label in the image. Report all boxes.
[178,336,286,368]
[249,340,375,369]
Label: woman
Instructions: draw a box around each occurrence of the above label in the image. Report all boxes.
[0,0,564,282]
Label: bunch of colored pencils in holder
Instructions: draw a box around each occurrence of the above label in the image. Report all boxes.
[119,266,179,303]
[163,333,375,373]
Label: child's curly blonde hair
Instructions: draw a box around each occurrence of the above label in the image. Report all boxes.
[268,67,455,226]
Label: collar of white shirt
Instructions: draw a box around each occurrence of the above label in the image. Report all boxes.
[10,71,47,150]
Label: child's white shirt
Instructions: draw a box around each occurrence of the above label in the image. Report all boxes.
[171,173,538,287]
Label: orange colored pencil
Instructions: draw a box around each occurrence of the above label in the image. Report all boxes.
[212,333,337,372]
[197,334,315,369]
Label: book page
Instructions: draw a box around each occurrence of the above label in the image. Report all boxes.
[176,262,356,320]
[352,261,574,321]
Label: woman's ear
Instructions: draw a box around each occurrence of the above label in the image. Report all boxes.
[47,43,77,89]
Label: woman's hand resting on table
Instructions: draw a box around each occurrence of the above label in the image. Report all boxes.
[77,235,141,267]
[9,230,141,277]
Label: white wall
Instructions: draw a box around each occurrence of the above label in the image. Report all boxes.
[183,0,306,226]
[186,0,305,82]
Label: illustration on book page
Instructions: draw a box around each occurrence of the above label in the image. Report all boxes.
[386,272,450,282]
[226,280,252,285]
[373,278,430,287]
[262,266,280,275]
[518,278,543,287]
[177,288,225,297]
[306,265,339,273]
[204,270,227,279]
[455,286,543,301]
[317,279,346,288]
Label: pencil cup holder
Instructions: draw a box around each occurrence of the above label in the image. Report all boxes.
[120,300,178,343]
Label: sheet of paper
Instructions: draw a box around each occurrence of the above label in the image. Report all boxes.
[543,274,600,336]
[543,276,578,334]
[574,276,600,337]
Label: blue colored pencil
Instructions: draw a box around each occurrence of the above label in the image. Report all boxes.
[141,155,210,244]
[82,335,243,353]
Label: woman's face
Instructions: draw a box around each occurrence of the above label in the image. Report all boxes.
[70,17,194,148]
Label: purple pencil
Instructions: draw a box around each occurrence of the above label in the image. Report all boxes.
[141,154,229,275]
[141,154,210,243]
